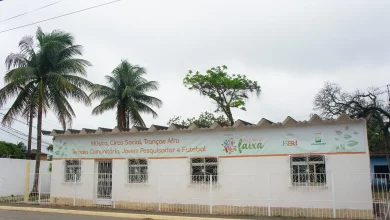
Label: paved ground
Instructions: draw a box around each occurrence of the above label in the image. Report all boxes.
[0,210,140,220]
[0,204,345,220]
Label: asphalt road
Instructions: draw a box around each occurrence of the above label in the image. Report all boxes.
[0,210,140,220]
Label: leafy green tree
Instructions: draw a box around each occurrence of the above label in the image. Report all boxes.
[0,141,26,159]
[0,27,93,195]
[46,144,53,152]
[90,60,162,128]
[183,65,261,125]
[167,111,230,127]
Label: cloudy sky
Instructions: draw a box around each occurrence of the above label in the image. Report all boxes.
[0,0,389,150]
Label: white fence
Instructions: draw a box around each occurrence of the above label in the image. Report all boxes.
[1,172,390,219]
[0,159,51,197]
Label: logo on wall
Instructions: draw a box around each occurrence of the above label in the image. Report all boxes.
[222,137,235,153]
[311,133,326,146]
[283,140,298,146]
[283,133,298,147]
[221,137,265,154]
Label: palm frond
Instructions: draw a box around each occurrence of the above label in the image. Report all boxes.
[61,74,94,90]
[134,101,159,118]
[57,45,83,61]
[1,82,36,126]
[89,84,115,100]
[91,97,118,115]
[0,82,23,107]
[105,75,120,91]
[46,72,73,89]
[92,60,162,128]
[136,81,159,93]
[46,86,75,129]
[56,58,91,76]
[134,94,163,108]
[5,53,28,70]
[64,85,92,106]
[4,67,37,84]
[18,36,35,57]
[128,106,146,127]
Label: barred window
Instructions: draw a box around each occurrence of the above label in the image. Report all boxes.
[65,160,81,182]
[128,159,148,183]
[290,155,326,185]
[191,157,218,183]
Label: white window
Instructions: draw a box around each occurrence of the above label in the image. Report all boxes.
[64,160,81,182]
[290,155,326,185]
[128,159,148,183]
[190,157,218,183]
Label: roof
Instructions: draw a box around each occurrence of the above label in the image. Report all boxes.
[42,114,366,137]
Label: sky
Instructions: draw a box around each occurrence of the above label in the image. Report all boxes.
[0,0,389,151]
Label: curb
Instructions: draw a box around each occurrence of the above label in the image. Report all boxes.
[0,206,241,220]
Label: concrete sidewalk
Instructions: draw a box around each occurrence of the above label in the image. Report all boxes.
[0,204,329,220]
[0,204,262,220]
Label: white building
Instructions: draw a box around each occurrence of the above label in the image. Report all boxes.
[46,114,373,219]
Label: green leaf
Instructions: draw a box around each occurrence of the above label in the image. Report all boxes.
[347,140,359,147]
[336,145,339,150]
[55,150,60,155]
[336,131,342,135]
[344,134,352,139]
[340,144,345,150]
[353,131,359,135]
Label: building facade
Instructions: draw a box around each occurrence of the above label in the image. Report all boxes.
[46,114,373,219]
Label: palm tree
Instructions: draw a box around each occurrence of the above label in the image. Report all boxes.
[0,27,93,195]
[90,60,162,128]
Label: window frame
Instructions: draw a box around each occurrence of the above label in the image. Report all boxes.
[64,159,81,182]
[290,155,326,186]
[127,159,148,184]
[190,157,218,184]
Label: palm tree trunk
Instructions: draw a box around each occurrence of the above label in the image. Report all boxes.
[27,108,33,160]
[117,105,126,128]
[126,111,129,129]
[30,97,42,196]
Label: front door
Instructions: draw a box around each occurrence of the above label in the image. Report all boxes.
[96,160,112,203]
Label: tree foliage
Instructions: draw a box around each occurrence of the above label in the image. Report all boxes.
[90,60,162,128]
[183,65,261,125]
[367,117,386,153]
[314,82,390,165]
[0,141,26,159]
[0,27,93,195]
[46,144,53,152]
[167,111,230,127]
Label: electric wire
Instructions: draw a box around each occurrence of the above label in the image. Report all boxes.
[0,0,65,23]
[0,0,123,34]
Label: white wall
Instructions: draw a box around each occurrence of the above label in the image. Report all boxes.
[0,159,51,197]
[50,152,372,210]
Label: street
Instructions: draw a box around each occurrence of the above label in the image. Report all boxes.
[0,210,140,220]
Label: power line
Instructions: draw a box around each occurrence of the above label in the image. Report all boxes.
[0,124,51,146]
[0,0,65,23]
[0,127,31,143]
[0,112,36,129]
[0,109,63,128]
[0,0,123,34]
